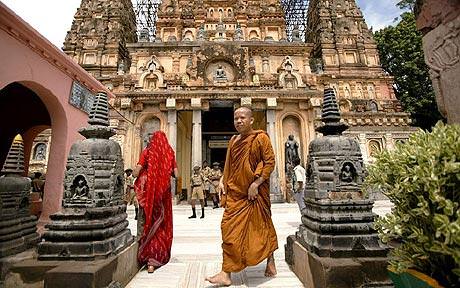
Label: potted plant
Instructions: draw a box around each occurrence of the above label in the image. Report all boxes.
[365,122,459,288]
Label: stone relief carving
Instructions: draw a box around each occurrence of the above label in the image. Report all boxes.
[215,65,227,80]
[197,24,206,41]
[422,14,460,123]
[70,175,90,200]
[33,143,46,161]
[339,162,356,183]
[234,23,244,41]
[196,44,248,84]
[139,56,165,90]
[278,56,305,89]
[205,61,236,83]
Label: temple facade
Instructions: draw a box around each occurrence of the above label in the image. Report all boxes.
[62,0,415,201]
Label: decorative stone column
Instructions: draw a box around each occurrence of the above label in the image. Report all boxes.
[0,135,40,258]
[191,98,202,169]
[266,98,283,203]
[358,133,369,164]
[166,98,177,198]
[285,88,391,288]
[384,133,395,151]
[166,98,177,152]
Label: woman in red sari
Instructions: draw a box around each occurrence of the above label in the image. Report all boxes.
[133,131,178,273]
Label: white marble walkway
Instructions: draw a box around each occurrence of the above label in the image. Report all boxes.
[125,201,392,288]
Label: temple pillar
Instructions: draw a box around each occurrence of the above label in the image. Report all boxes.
[358,133,368,164]
[167,98,177,198]
[266,98,283,203]
[384,133,395,151]
[191,98,202,170]
[166,98,177,152]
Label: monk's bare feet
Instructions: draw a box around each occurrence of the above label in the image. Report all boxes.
[264,254,277,277]
[205,271,232,287]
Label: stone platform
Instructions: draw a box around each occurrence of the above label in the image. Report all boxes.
[126,201,392,288]
[4,241,139,288]
[285,236,392,288]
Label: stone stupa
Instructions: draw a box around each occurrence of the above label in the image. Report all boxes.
[0,134,40,258]
[38,91,134,260]
[285,88,391,288]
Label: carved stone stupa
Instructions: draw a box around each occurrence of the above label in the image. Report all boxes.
[0,135,40,258]
[285,88,391,287]
[38,92,133,260]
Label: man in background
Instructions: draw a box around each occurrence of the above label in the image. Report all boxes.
[293,157,306,213]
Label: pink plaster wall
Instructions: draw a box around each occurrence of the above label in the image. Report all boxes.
[0,3,113,230]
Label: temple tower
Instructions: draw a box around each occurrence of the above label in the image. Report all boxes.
[306,0,382,74]
[63,0,137,77]
[154,0,286,42]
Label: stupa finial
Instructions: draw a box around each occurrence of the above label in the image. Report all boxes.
[316,88,349,135]
[1,134,25,176]
[79,91,115,139]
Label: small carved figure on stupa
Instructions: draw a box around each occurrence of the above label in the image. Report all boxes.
[72,176,89,199]
[340,163,355,183]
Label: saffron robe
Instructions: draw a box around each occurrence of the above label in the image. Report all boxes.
[221,130,278,272]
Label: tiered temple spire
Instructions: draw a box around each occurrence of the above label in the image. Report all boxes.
[316,87,349,135]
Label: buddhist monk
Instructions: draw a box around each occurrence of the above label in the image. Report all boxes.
[206,106,278,286]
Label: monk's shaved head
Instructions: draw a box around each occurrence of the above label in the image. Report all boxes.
[234,106,253,117]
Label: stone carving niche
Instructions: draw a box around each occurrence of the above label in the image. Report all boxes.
[139,56,165,90]
[205,60,236,84]
[278,56,305,89]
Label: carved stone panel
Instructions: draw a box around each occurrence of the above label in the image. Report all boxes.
[205,61,236,83]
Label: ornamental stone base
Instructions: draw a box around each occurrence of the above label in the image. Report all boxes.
[38,205,134,261]
[285,236,393,288]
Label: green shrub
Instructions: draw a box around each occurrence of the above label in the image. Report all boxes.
[365,122,459,287]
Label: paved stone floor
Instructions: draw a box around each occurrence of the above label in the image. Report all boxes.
[126,200,393,288]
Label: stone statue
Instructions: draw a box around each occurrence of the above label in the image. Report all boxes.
[215,65,227,80]
[285,134,300,170]
[34,144,46,160]
[117,60,125,75]
[234,23,244,41]
[340,163,354,183]
[197,24,206,41]
[72,176,89,199]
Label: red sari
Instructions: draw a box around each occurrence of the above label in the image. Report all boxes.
[135,131,176,267]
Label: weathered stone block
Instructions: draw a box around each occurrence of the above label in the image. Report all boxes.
[5,242,139,288]
[286,237,392,288]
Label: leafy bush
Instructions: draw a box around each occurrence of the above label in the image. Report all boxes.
[365,122,459,287]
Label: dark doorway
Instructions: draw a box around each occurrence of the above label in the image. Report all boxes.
[202,103,236,167]
[210,148,227,168]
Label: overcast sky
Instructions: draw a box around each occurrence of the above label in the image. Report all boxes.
[2,0,403,49]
